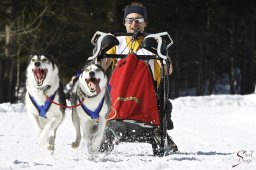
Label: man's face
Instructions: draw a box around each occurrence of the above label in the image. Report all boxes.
[124,13,147,33]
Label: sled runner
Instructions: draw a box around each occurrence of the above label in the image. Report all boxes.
[89,31,175,156]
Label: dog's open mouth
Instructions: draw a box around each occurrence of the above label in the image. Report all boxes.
[86,78,101,93]
[32,68,48,86]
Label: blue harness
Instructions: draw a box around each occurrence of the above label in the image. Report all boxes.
[78,97,105,119]
[29,94,56,118]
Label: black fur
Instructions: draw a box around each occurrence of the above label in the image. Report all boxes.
[28,54,57,71]
[82,63,106,77]
[57,82,67,113]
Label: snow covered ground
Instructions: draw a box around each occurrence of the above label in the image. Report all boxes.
[0,94,255,170]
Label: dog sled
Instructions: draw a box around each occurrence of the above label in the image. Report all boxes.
[89,31,175,156]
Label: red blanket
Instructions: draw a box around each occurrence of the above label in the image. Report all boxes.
[108,53,160,125]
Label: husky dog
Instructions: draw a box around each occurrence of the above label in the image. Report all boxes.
[25,54,65,153]
[71,63,111,153]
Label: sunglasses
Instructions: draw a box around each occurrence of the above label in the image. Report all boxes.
[125,18,145,24]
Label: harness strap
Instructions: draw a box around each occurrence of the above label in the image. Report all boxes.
[78,97,105,119]
[29,93,56,118]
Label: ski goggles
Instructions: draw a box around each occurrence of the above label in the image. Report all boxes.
[125,18,145,24]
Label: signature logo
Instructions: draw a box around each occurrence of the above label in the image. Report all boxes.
[232,150,254,168]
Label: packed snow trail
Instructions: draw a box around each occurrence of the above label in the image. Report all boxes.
[0,94,255,170]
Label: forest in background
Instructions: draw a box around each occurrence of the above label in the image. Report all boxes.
[0,0,255,103]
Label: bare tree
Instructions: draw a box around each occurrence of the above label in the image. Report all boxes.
[0,0,48,102]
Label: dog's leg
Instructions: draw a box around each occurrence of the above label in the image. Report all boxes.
[29,113,43,136]
[91,116,107,152]
[38,116,62,148]
[81,121,93,153]
[71,109,81,148]
[47,127,58,153]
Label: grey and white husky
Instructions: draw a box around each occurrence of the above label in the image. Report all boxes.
[71,63,111,153]
[25,54,65,153]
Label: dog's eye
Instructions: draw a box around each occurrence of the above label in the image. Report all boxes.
[42,58,48,62]
[31,59,36,62]
[85,69,90,72]
[95,68,100,72]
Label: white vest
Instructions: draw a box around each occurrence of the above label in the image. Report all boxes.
[115,36,156,78]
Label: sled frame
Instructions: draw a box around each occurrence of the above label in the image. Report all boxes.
[90,31,173,156]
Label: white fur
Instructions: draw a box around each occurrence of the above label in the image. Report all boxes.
[71,64,110,153]
[25,55,64,154]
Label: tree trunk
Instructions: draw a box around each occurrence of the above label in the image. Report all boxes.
[230,3,236,94]
[208,67,215,95]
[205,4,214,95]
[240,16,255,94]
[15,15,22,102]
[4,24,16,103]
[173,49,180,98]
[196,43,204,96]
[0,58,3,102]
[246,16,255,93]
[241,21,247,94]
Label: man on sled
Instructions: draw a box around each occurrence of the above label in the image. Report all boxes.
[94,2,178,155]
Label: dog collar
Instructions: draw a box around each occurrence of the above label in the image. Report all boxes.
[29,93,56,118]
[78,97,105,119]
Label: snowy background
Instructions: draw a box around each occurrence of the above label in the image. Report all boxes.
[0,94,255,170]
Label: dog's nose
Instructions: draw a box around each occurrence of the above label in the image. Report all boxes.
[89,71,95,77]
[34,62,41,67]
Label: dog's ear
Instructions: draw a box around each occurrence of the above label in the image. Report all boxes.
[27,55,34,64]
[95,64,105,72]
[45,54,58,64]
[83,60,94,70]
[36,50,58,64]
[84,60,94,66]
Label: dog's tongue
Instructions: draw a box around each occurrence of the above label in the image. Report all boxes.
[88,81,101,94]
[32,68,47,86]
[34,68,44,80]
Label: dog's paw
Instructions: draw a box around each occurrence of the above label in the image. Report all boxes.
[71,142,80,148]
[91,138,102,152]
[47,144,55,150]
[47,144,55,155]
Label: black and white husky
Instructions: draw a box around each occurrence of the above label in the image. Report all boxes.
[25,54,66,153]
[71,63,111,153]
